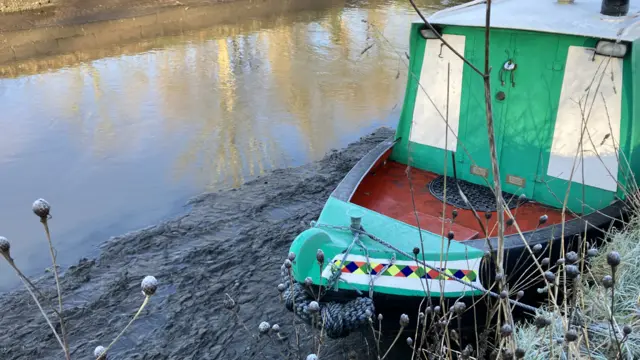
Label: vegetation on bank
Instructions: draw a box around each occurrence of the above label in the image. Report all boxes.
[0,199,158,360]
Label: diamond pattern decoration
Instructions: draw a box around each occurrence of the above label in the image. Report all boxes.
[332,260,478,282]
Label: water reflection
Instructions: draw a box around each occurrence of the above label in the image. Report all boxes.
[0,0,447,291]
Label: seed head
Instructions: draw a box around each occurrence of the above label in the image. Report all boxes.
[306,355,318,360]
[587,248,599,257]
[94,345,107,360]
[259,321,270,334]
[308,301,320,313]
[272,324,280,333]
[500,324,513,337]
[556,258,565,266]
[565,265,580,279]
[453,301,466,314]
[447,231,454,241]
[506,218,514,227]
[32,198,51,218]
[602,275,614,289]
[566,251,578,264]
[399,313,410,327]
[412,247,420,255]
[0,236,10,255]
[406,337,413,346]
[515,347,526,358]
[541,257,550,267]
[378,313,383,321]
[500,290,508,299]
[607,251,621,267]
[535,316,550,329]
[502,348,514,360]
[434,306,441,313]
[316,249,325,264]
[287,252,296,261]
[539,214,548,225]
[277,283,286,292]
[544,271,556,283]
[565,329,578,342]
[141,275,158,296]
[517,290,524,299]
[532,244,542,252]
[495,272,504,282]
[304,277,313,287]
[484,212,492,220]
[452,209,458,219]
[623,325,632,335]
[284,259,292,269]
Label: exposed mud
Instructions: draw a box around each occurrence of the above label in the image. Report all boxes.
[0,0,233,32]
[0,128,406,360]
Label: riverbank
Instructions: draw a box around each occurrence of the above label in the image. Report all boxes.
[0,0,232,31]
[0,128,397,359]
[0,0,343,67]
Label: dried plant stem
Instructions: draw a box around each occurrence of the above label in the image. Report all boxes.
[380,326,405,360]
[2,254,67,354]
[104,295,150,354]
[482,0,503,278]
[609,268,624,358]
[40,218,70,360]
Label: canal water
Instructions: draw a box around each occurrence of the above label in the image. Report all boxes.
[0,0,454,291]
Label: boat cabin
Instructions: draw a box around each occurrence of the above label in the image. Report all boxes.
[352,0,640,238]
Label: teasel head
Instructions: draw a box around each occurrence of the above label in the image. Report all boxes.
[32,198,51,219]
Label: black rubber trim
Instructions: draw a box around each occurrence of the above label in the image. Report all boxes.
[331,136,398,202]
[464,199,627,252]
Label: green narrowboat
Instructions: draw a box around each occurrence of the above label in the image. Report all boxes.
[281,0,640,338]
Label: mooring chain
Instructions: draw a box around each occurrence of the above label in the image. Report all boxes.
[312,222,538,313]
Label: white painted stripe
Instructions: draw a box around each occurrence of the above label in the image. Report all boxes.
[547,46,622,192]
[321,254,484,294]
[409,34,465,152]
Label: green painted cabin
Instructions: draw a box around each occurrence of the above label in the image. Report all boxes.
[394,0,640,214]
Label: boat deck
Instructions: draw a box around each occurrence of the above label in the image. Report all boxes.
[350,160,571,241]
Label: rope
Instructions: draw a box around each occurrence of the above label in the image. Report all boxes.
[281,264,375,339]
[313,222,539,313]
[325,230,387,298]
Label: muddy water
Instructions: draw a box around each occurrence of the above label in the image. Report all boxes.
[0,0,451,291]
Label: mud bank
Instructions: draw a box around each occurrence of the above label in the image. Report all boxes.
[0,128,402,360]
[0,0,341,67]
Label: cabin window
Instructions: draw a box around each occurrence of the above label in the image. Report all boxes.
[409,34,465,152]
[546,45,623,192]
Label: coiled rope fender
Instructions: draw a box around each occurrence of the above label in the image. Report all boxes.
[280,264,375,339]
